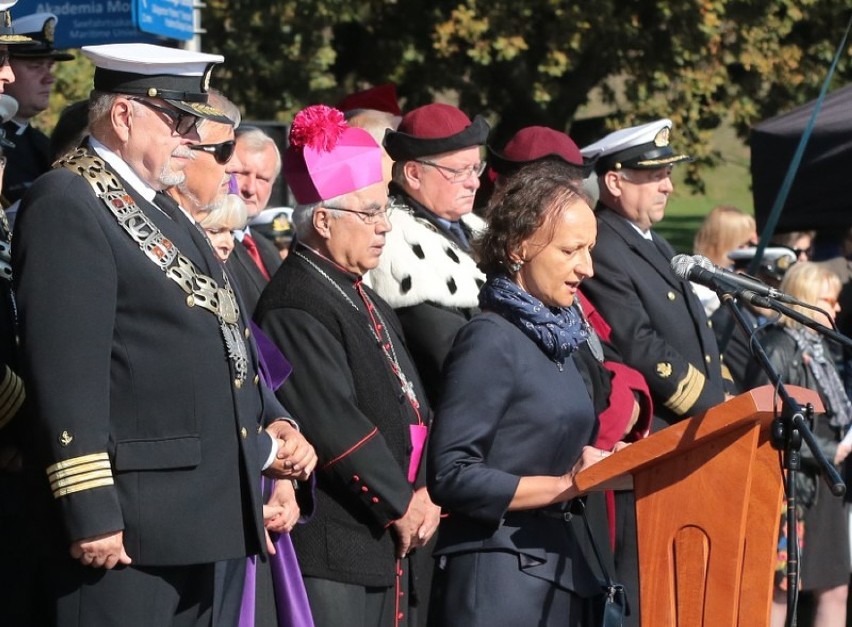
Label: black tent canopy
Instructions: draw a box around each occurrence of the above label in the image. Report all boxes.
[750,83,852,233]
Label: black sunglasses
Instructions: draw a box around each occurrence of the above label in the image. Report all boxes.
[131,98,199,136]
[0,51,8,68]
[190,140,236,164]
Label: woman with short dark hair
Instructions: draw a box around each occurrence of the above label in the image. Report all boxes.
[427,160,614,626]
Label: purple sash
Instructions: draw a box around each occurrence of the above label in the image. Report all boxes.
[239,323,314,626]
[238,526,315,627]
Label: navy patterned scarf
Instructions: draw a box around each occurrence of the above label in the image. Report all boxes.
[479,274,588,364]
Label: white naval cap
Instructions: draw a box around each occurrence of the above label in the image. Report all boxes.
[10,12,73,60]
[0,1,33,45]
[13,12,56,34]
[581,118,692,175]
[82,43,229,122]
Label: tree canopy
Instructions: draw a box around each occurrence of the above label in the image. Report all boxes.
[47,0,852,190]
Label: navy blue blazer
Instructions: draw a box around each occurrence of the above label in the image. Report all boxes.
[582,207,727,425]
[14,164,280,566]
[428,312,601,597]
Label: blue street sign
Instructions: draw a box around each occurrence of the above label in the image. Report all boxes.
[134,0,193,41]
[28,1,193,48]
[34,1,159,48]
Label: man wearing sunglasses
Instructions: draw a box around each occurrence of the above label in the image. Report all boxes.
[369,103,489,405]
[169,88,239,220]
[13,43,315,627]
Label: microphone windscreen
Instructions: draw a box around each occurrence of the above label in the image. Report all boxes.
[670,254,694,280]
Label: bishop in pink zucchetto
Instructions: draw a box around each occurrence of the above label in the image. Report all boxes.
[283,104,384,205]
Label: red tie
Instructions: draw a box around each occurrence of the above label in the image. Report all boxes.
[242,234,271,280]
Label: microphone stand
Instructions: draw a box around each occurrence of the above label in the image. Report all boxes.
[719,292,846,627]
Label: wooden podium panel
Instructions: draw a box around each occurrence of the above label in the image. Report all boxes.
[575,386,823,627]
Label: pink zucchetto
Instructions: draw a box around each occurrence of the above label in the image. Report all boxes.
[283,104,384,204]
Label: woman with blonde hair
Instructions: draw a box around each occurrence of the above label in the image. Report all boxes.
[692,205,757,316]
[200,193,249,262]
[745,262,851,627]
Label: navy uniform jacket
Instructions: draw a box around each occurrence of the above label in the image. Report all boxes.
[3,121,51,204]
[582,207,727,425]
[13,159,280,566]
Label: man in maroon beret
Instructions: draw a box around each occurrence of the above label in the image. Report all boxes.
[370,102,489,404]
[488,125,590,181]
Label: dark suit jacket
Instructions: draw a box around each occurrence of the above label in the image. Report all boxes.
[428,312,601,600]
[13,161,280,566]
[3,122,51,204]
[228,233,281,317]
[256,247,427,587]
[229,241,268,317]
[582,207,726,425]
[252,230,283,277]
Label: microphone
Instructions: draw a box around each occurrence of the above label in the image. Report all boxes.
[670,254,798,304]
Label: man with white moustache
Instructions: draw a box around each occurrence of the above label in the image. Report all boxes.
[13,43,314,627]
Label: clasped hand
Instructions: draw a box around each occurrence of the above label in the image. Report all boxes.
[264,420,318,481]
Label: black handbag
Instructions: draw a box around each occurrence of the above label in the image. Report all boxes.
[572,499,627,627]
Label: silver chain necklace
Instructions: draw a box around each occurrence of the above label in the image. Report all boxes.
[294,250,420,409]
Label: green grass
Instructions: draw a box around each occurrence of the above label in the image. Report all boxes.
[655,123,753,254]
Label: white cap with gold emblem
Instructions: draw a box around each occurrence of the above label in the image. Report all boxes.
[582,118,693,175]
[0,1,33,45]
[11,12,74,60]
[82,43,229,123]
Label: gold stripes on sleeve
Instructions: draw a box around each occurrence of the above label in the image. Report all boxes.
[46,452,114,499]
[664,363,707,416]
[721,362,734,383]
[0,365,25,430]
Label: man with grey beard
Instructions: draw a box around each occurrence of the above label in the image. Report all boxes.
[168,89,240,219]
[13,44,315,626]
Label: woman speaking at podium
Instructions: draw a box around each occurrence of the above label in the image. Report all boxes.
[426,161,615,626]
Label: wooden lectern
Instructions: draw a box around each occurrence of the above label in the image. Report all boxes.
[575,385,823,627]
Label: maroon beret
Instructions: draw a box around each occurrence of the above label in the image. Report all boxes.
[383,103,489,161]
[337,83,402,116]
[488,126,592,177]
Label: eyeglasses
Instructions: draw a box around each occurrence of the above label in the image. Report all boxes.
[793,247,812,259]
[415,159,487,183]
[0,51,8,68]
[323,203,395,225]
[190,140,236,164]
[131,98,199,136]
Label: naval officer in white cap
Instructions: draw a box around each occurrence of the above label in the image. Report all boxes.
[580,118,728,426]
[13,43,315,627]
[2,12,74,205]
[578,119,731,627]
[0,2,38,625]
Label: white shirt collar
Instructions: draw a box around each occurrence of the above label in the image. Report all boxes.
[610,212,653,241]
[10,119,28,135]
[628,221,654,241]
[88,137,198,223]
[89,137,157,204]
